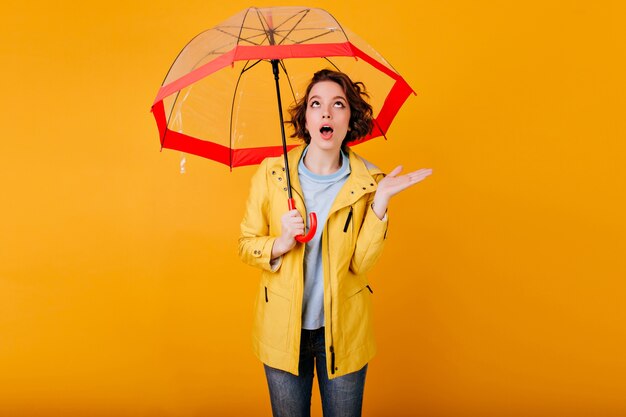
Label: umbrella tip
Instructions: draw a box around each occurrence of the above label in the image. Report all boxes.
[180,154,187,174]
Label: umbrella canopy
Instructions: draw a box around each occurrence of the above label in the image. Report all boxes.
[151,6,415,168]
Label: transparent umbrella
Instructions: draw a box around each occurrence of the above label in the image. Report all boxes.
[151,6,415,241]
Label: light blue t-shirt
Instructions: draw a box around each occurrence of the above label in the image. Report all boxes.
[298,147,351,330]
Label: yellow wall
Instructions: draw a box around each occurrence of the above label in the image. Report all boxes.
[2,1,625,416]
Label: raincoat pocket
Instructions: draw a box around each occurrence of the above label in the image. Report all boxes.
[340,283,374,354]
[255,283,292,351]
[341,275,370,300]
[346,283,373,299]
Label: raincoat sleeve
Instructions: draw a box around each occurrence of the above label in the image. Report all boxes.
[238,159,282,272]
[350,173,389,275]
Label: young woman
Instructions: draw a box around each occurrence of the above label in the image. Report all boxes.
[239,69,432,417]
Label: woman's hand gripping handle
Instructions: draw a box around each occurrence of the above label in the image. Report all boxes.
[288,198,317,243]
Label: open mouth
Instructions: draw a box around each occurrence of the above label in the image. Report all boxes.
[320,125,334,139]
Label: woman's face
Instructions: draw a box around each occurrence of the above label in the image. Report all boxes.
[305,81,351,153]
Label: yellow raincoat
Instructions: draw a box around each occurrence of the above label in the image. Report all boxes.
[239,145,388,379]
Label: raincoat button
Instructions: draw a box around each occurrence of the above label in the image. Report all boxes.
[350,191,354,194]
[278,177,282,181]
[370,183,374,186]
[282,167,285,171]
[283,187,287,191]
[362,187,366,190]
[272,171,276,175]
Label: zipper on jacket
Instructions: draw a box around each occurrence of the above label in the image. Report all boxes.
[343,206,353,233]
[264,286,268,303]
[366,285,373,294]
[326,231,337,375]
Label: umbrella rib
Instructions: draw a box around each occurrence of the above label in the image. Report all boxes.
[241,59,264,73]
[252,7,312,46]
[219,13,339,47]
[278,60,299,117]
[278,29,337,45]
[177,30,267,76]
[227,58,265,166]
[180,28,260,67]
[215,27,264,46]
[324,10,350,43]
[323,57,342,72]
[372,117,389,142]
[254,9,273,45]
[229,60,256,168]
[217,26,281,46]
[272,8,309,32]
[159,26,220,87]
[273,27,336,32]
[223,26,337,48]
[275,9,310,45]
[237,32,271,46]
[161,89,184,150]
[272,7,347,44]
[161,13,274,87]
[235,7,254,46]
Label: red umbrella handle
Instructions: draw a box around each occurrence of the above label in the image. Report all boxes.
[288,198,317,243]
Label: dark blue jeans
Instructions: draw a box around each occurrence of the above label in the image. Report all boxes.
[264,327,367,417]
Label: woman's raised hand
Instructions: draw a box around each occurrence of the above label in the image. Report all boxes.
[372,166,432,219]
[378,166,432,198]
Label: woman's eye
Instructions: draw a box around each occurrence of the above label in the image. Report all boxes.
[334,101,345,108]
[310,100,320,108]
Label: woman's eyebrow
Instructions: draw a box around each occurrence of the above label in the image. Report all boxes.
[308,95,347,101]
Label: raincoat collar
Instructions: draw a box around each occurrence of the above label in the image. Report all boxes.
[274,144,382,211]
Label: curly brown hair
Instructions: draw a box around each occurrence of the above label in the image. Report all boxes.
[288,69,374,151]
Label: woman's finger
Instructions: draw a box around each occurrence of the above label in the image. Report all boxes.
[387,165,403,178]
[291,226,305,236]
[407,169,433,181]
[406,168,432,177]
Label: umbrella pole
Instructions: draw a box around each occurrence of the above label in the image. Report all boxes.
[271,59,318,243]
[271,59,294,200]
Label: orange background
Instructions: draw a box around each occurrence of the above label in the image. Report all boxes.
[1,1,625,416]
